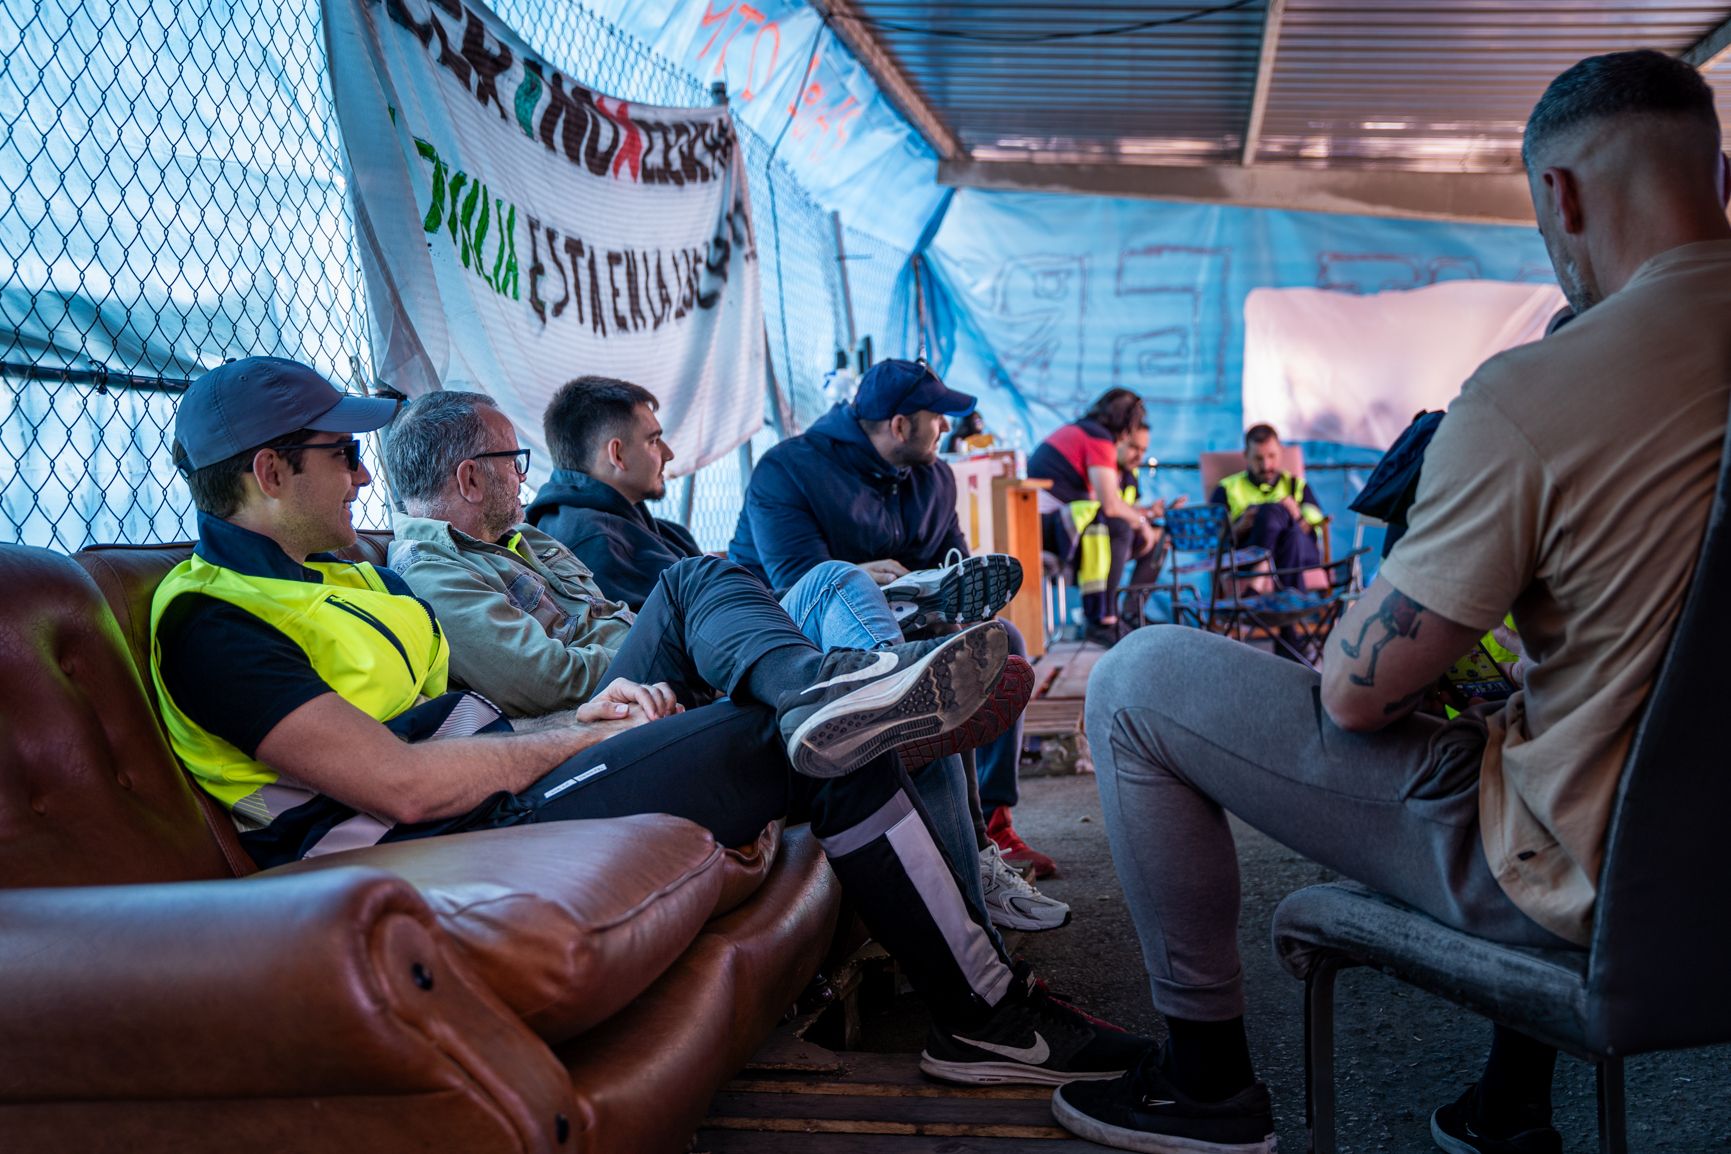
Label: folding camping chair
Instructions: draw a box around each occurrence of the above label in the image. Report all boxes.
[1158,503,1362,667]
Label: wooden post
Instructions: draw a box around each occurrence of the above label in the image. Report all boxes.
[993,476,1049,659]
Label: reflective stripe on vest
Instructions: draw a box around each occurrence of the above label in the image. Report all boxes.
[1219,471,1309,523]
[149,555,449,818]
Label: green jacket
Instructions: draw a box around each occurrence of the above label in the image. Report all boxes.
[389,514,634,717]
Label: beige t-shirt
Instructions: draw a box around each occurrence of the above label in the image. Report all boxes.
[1379,240,1731,946]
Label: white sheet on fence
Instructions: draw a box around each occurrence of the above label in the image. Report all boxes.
[322,0,766,477]
[1241,280,1566,451]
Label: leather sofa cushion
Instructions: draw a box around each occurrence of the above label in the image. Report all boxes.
[714,818,780,917]
[75,531,394,681]
[556,824,841,1153]
[273,815,727,1044]
[0,545,232,887]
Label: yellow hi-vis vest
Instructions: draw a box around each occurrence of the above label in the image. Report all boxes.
[1069,482,1141,593]
[149,554,449,822]
[1219,470,1326,528]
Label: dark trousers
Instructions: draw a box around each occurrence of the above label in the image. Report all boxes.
[1244,504,1321,590]
[601,553,809,704]
[1077,513,1162,625]
[507,556,1015,1019]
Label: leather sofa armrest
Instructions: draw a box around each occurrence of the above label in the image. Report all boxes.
[0,868,571,1134]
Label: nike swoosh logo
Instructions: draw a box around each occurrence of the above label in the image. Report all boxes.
[800,650,899,695]
[1140,1098,1177,1108]
[950,1031,1050,1065]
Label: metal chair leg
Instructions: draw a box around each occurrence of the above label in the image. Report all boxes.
[1304,957,1344,1154]
[1596,1057,1627,1154]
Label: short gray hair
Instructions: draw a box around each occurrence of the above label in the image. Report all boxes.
[383,390,500,504]
[1523,49,1719,169]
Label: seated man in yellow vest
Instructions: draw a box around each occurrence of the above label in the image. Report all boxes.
[1210,423,1326,590]
[151,356,1146,1088]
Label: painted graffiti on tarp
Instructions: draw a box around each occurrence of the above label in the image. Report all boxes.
[927,191,1556,461]
[578,0,950,252]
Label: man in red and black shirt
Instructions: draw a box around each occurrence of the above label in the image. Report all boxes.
[1028,388,1158,642]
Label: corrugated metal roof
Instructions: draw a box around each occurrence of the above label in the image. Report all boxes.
[846,1,1270,163]
[1258,1,1731,171]
[839,0,1731,174]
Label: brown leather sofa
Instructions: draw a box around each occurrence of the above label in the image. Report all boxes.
[0,538,842,1153]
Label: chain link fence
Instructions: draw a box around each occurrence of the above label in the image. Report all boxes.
[1,0,869,553]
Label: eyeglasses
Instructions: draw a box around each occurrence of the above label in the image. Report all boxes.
[268,438,363,472]
[469,448,531,478]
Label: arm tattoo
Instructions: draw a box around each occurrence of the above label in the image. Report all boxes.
[1383,687,1428,717]
[1337,588,1427,688]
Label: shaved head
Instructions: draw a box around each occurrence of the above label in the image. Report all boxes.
[1522,51,1728,314]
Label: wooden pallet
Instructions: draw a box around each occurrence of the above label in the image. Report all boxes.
[1019,639,1102,742]
[694,1049,1104,1151]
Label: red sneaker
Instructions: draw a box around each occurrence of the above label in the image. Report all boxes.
[896,655,1034,769]
[988,804,1057,879]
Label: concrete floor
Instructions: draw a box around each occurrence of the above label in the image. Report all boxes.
[860,773,1731,1154]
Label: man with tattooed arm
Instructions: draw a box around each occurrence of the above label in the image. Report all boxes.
[1054,49,1731,1154]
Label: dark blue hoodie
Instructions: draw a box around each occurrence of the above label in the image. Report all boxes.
[525,469,701,611]
[728,402,968,589]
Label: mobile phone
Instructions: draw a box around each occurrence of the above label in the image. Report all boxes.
[1438,642,1514,709]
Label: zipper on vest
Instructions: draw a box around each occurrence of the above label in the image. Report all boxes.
[325,594,415,679]
[412,594,442,642]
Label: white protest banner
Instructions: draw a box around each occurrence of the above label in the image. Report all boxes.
[322,0,765,477]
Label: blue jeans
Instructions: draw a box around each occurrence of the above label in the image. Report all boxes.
[779,561,993,931]
[975,619,1027,812]
[778,560,903,651]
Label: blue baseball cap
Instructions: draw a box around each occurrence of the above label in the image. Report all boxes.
[852,359,976,421]
[174,357,400,471]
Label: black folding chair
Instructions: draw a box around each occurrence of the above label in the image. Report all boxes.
[1155,503,1362,667]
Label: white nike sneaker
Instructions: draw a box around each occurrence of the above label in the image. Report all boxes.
[980,843,1071,932]
[881,551,1023,633]
[777,622,1009,778]
[920,965,1152,1086]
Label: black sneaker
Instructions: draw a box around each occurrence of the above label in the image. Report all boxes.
[1052,1054,1277,1153]
[882,551,1024,632]
[1085,620,1129,650]
[920,966,1153,1087]
[779,622,1008,778]
[1431,1084,1561,1154]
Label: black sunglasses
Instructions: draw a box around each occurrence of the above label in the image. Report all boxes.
[267,438,363,471]
[469,448,531,478]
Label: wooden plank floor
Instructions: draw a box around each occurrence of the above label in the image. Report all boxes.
[693,1050,1105,1151]
[1020,639,1103,740]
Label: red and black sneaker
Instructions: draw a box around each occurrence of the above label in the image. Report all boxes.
[896,654,1032,768]
[988,803,1057,879]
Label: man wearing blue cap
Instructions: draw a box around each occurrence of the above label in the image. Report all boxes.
[728,359,1056,882]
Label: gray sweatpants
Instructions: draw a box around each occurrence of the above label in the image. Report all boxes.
[1087,625,1566,1022]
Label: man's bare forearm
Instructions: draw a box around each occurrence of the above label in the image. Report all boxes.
[407,721,629,818]
[1321,576,1482,733]
[257,692,637,828]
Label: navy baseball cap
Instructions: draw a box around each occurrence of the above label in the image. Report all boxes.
[852,359,976,421]
[174,357,400,471]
